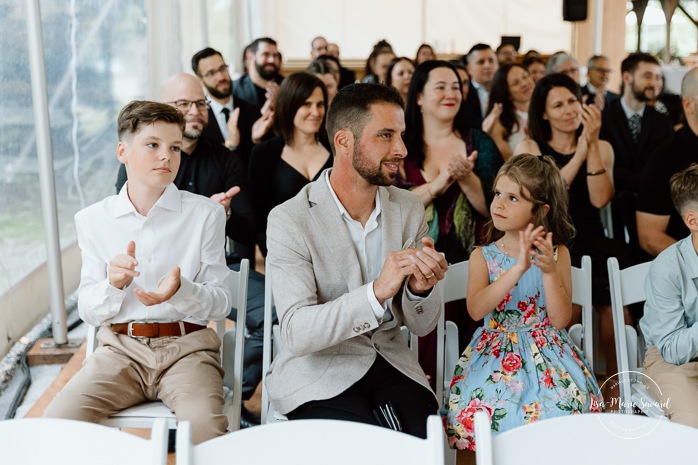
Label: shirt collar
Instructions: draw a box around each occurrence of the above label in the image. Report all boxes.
[678,235,698,279]
[620,97,645,120]
[324,170,381,220]
[113,182,181,218]
[208,97,233,115]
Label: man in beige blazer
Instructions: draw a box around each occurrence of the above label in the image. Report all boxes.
[265,83,448,438]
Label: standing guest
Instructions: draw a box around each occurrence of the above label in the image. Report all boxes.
[447,155,602,451]
[515,73,634,387]
[523,56,546,84]
[546,52,580,84]
[495,43,518,66]
[234,37,283,114]
[636,68,698,257]
[310,35,329,59]
[307,59,339,106]
[385,57,416,104]
[600,53,673,248]
[583,55,619,110]
[191,47,273,165]
[44,101,232,444]
[399,60,503,379]
[482,63,534,160]
[415,43,436,65]
[248,73,332,256]
[463,43,498,129]
[265,83,448,438]
[449,60,471,102]
[362,48,396,84]
[641,163,698,427]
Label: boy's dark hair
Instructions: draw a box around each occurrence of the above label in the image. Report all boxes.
[117,100,185,142]
[273,72,328,145]
[191,47,222,76]
[670,164,698,215]
[621,52,660,75]
[485,154,576,246]
[325,83,403,155]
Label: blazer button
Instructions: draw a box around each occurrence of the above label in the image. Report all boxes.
[363,322,370,329]
[415,305,424,315]
[353,326,362,333]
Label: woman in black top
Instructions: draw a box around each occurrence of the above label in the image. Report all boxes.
[248,72,332,255]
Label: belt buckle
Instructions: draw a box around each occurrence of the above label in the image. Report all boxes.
[127,322,136,337]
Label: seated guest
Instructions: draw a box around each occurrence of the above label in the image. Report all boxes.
[265,83,448,438]
[583,55,619,110]
[415,43,436,65]
[546,52,580,84]
[307,59,339,105]
[362,48,395,84]
[636,68,698,257]
[641,163,698,427]
[515,74,635,384]
[482,63,534,160]
[234,37,283,114]
[326,42,357,89]
[385,56,415,104]
[523,55,546,84]
[44,101,232,444]
[248,73,332,256]
[495,42,517,65]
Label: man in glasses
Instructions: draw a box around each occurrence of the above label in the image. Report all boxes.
[192,47,273,166]
[583,55,619,109]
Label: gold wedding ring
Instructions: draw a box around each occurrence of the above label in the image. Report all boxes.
[425,273,435,279]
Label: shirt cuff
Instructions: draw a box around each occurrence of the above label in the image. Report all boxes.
[367,281,389,320]
[405,284,432,301]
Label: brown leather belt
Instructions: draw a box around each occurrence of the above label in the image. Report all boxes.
[111,322,206,338]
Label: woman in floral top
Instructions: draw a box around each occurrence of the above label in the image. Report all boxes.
[446,154,602,450]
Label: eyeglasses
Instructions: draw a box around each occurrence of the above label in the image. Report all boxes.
[166,99,209,112]
[202,64,229,79]
[590,67,613,74]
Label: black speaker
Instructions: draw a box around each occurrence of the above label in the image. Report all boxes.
[563,0,587,22]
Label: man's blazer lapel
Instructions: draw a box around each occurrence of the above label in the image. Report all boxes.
[379,187,403,262]
[308,175,364,291]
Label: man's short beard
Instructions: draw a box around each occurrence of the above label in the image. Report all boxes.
[255,61,278,81]
[352,144,394,186]
[205,80,231,100]
[631,82,654,102]
[184,128,202,140]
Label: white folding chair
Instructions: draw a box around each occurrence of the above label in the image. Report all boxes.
[85,259,249,432]
[607,257,666,418]
[567,255,594,369]
[473,410,696,465]
[0,417,168,465]
[436,260,467,404]
[177,415,445,465]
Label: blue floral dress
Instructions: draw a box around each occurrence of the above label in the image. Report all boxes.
[446,244,603,450]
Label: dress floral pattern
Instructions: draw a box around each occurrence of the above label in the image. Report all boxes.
[446,244,603,450]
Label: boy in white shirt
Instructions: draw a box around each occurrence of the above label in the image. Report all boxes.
[44,100,232,444]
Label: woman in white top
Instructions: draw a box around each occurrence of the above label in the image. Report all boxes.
[482,63,534,160]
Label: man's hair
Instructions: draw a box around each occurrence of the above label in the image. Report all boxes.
[466,43,493,64]
[191,47,222,76]
[496,43,516,54]
[546,51,573,74]
[273,72,328,145]
[587,54,608,69]
[117,100,185,142]
[621,52,659,75]
[249,37,277,55]
[671,163,698,215]
[325,83,403,155]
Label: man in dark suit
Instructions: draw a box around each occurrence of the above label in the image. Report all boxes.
[582,55,619,110]
[191,47,273,167]
[233,37,283,114]
[600,52,674,249]
[462,44,497,129]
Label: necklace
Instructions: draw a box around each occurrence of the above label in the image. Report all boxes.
[499,240,509,256]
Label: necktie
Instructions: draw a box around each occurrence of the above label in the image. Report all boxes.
[222,107,230,122]
[629,113,641,143]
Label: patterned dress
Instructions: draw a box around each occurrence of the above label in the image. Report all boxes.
[446,244,603,450]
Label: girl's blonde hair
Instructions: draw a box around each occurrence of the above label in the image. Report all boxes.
[485,154,575,247]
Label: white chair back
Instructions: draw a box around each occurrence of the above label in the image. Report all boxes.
[177,415,445,465]
[568,255,593,369]
[85,259,249,431]
[0,417,168,465]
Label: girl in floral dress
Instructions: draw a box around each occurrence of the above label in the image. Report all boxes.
[446,154,602,450]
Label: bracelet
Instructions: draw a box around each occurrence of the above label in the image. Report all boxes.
[586,168,607,176]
